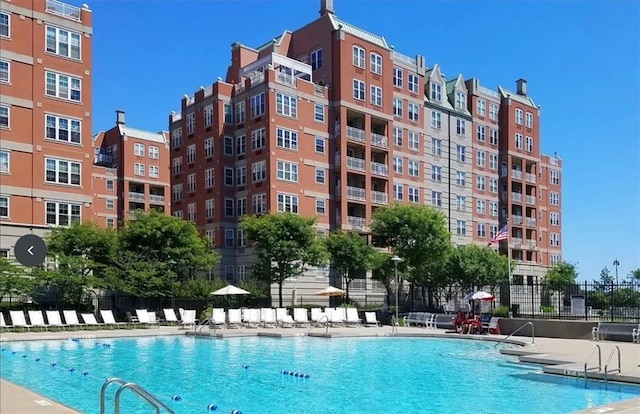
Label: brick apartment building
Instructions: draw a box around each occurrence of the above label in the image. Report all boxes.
[92,110,171,228]
[0,0,93,259]
[168,0,563,303]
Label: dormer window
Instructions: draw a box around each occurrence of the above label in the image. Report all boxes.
[455,92,466,110]
[310,49,323,70]
[430,83,441,101]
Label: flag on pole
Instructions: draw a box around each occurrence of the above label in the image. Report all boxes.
[488,224,508,246]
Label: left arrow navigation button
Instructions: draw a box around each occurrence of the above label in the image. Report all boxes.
[15,234,47,267]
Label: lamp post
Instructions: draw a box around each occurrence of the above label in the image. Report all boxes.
[168,258,177,310]
[613,259,620,286]
[391,255,402,327]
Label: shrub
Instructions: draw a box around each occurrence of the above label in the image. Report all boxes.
[491,305,509,317]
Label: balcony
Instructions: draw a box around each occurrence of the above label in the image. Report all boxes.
[512,215,523,225]
[346,186,366,201]
[94,152,113,166]
[371,190,388,205]
[512,237,523,248]
[149,194,165,204]
[511,192,523,203]
[346,156,366,172]
[235,83,245,94]
[346,126,365,143]
[526,195,536,205]
[526,217,537,227]
[347,216,366,229]
[46,0,82,21]
[525,173,537,183]
[526,240,537,249]
[129,192,145,202]
[276,72,296,86]
[314,84,325,96]
[371,133,388,149]
[370,161,389,177]
[249,72,265,87]
[512,169,523,180]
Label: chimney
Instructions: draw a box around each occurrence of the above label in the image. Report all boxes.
[320,0,334,16]
[516,78,527,96]
[115,109,125,125]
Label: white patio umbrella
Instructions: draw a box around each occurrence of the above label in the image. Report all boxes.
[314,286,346,297]
[210,285,250,296]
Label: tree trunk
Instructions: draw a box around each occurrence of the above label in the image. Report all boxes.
[345,279,352,304]
[278,281,283,308]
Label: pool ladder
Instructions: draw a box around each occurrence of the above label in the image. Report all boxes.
[493,322,535,347]
[304,314,329,336]
[100,377,174,414]
[583,344,622,384]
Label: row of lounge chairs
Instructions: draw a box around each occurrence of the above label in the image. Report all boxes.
[205,307,381,329]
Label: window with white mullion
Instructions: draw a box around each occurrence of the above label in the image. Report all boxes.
[46,71,81,102]
[276,161,298,182]
[46,114,81,144]
[45,158,81,186]
[46,201,81,226]
[46,26,81,60]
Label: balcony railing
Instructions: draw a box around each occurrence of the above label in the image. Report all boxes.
[128,192,145,202]
[235,83,245,94]
[149,194,165,204]
[347,216,366,229]
[526,240,537,249]
[314,84,325,96]
[346,156,366,172]
[512,169,523,180]
[526,195,536,205]
[511,192,523,203]
[249,72,265,86]
[526,173,537,183]
[95,153,113,165]
[371,190,388,205]
[512,237,523,248]
[370,133,388,148]
[346,126,365,143]
[46,0,81,21]
[346,186,366,201]
[276,72,296,86]
[512,215,523,225]
[370,161,388,176]
[526,217,537,227]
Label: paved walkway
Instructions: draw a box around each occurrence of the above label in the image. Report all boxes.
[1,325,639,413]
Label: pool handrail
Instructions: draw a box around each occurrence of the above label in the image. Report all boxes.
[583,344,602,382]
[100,377,174,414]
[304,314,329,336]
[603,345,621,384]
[493,322,534,347]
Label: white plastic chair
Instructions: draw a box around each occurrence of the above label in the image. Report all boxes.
[9,311,32,331]
[210,308,226,328]
[63,310,85,329]
[293,308,310,327]
[45,311,67,330]
[100,310,127,328]
[163,309,179,324]
[28,310,48,331]
[179,310,196,329]
[364,312,380,327]
[345,308,361,327]
[227,309,242,328]
[276,308,294,327]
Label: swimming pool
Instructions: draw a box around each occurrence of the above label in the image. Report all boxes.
[1,336,639,413]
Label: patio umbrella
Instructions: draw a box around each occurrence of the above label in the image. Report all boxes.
[463,291,495,301]
[314,286,346,297]
[210,285,250,296]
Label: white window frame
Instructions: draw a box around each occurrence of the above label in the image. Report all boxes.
[515,133,523,149]
[352,46,365,68]
[251,93,265,118]
[408,160,419,177]
[431,191,441,207]
[252,160,266,183]
[476,199,486,214]
[455,92,466,110]
[148,165,159,178]
[310,48,323,70]
[204,104,214,126]
[171,128,182,148]
[408,103,419,122]
[148,146,159,159]
[456,220,466,236]
[315,137,325,153]
[172,157,182,175]
[45,71,81,102]
[277,193,299,213]
[489,178,498,193]
[204,168,214,188]
[224,167,234,186]
[393,184,403,201]
[277,160,298,182]
[476,175,486,191]
[236,198,247,217]
[187,173,196,192]
[236,166,247,186]
[525,112,534,128]
[45,114,81,144]
[251,128,266,150]
[172,184,183,201]
[393,157,403,174]
[489,154,498,170]
[550,170,560,185]
[0,60,9,83]
[456,196,466,211]
[0,150,9,173]
[45,158,81,186]
[187,144,196,163]
[0,12,9,38]
[315,168,325,184]
[188,203,197,221]
[316,199,326,215]
[408,131,419,151]
[353,79,365,101]
[456,171,465,187]
[430,83,441,101]
[235,101,246,124]
[408,187,419,203]
[224,136,234,155]
[393,127,403,146]
[46,25,81,60]
[477,223,486,238]
[252,193,267,214]
[456,145,466,162]
[204,138,214,157]
[432,138,441,156]
[431,111,441,129]
[370,85,382,106]
[370,52,382,74]
[393,68,403,87]
[276,93,297,117]
[186,112,195,134]
[456,119,466,136]
[134,143,145,157]
[477,125,486,142]
[490,129,498,146]
[525,136,533,152]
[224,199,234,216]
[205,198,215,218]
[477,99,486,116]
[431,165,441,181]
[408,73,419,93]
[476,150,485,167]
[314,104,325,122]
[392,98,403,117]
[276,128,298,150]
[45,201,81,227]
[0,195,8,218]
[489,104,498,120]
[0,105,9,128]
[236,135,246,155]
[515,108,524,124]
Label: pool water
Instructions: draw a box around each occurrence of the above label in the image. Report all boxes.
[1,336,639,414]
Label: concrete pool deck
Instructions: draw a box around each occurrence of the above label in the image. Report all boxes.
[1,325,639,413]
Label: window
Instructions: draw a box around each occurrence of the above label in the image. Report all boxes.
[550,170,560,185]
[393,184,403,201]
[204,138,213,157]
[224,199,234,216]
[525,112,534,128]
[393,68,403,87]
[456,220,466,236]
[224,136,233,155]
[106,218,114,228]
[277,193,299,213]
[46,26,81,59]
[0,105,8,128]
[225,229,235,248]
[148,146,159,159]
[315,168,325,184]
[235,101,246,124]
[550,233,560,247]
[456,145,466,162]
[370,53,382,74]
[224,168,234,186]
[106,179,114,190]
[476,150,485,167]
[353,80,365,101]
[476,176,485,191]
[45,114,81,144]
[456,171,466,186]
[408,187,419,203]
[489,104,498,120]
[237,198,247,217]
[550,192,559,205]
[525,136,533,152]
[205,229,215,247]
[515,133,523,149]
[172,184,183,201]
[431,191,441,207]
[392,98,403,117]
[187,173,196,192]
[490,129,498,146]
[477,99,486,116]
[106,199,114,209]
[45,158,81,185]
[311,49,323,70]
[46,71,81,102]
[489,154,498,170]
[149,165,159,178]
[277,161,298,182]
[490,225,498,239]
[408,160,419,177]
[224,265,234,280]
[185,112,195,134]
[314,104,325,122]
[352,46,365,68]
[456,196,466,211]
[550,212,560,226]
[489,178,498,193]
[476,199,486,214]
[315,137,325,153]
[276,93,297,117]
[477,223,486,238]
[551,254,560,266]
[171,128,182,148]
[393,157,403,174]
[236,135,246,155]
[204,104,214,126]
[407,103,419,122]
[456,119,466,135]
[316,199,326,215]
[430,83,441,101]
[490,202,498,217]
[476,125,486,142]
[393,128,403,146]
[46,201,81,226]
[276,128,298,150]
[134,143,145,157]
[251,128,266,150]
[370,85,382,106]
[187,144,196,163]
[408,73,419,93]
[253,193,267,214]
[204,168,214,188]
[252,161,266,182]
[205,198,215,218]
[236,166,246,186]
[431,138,441,156]
[408,131,419,151]
[515,108,524,125]
[431,111,441,129]
[0,195,8,217]
[455,92,466,110]
[251,93,265,118]
[223,104,233,124]
[172,157,182,175]
[431,165,441,181]
[0,60,8,83]
[237,229,247,247]
[0,12,9,38]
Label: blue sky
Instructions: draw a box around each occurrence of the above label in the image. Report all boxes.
[88,0,640,281]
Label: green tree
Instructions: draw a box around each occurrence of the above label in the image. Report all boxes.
[0,258,31,301]
[628,268,640,281]
[447,244,509,291]
[241,212,327,307]
[323,230,376,303]
[32,255,94,307]
[370,250,408,306]
[593,266,613,292]
[370,204,451,307]
[544,261,578,292]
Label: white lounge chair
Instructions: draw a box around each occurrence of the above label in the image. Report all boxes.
[135,309,158,326]
[28,310,48,331]
[311,308,328,325]
[0,312,11,331]
[9,310,32,331]
[227,309,242,328]
[45,311,67,330]
[329,308,346,327]
[261,308,277,328]
[163,308,179,324]
[364,312,381,327]
[293,308,310,327]
[276,308,294,327]
[482,317,501,334]
[210,308,226,329]
[81,313,107,328]
[345,308,361,327]
[100,310,128,329]
[242,309,260,328]
[63,310,85,329]
[179,310,196,329]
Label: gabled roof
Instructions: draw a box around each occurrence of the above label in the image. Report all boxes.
[445,74,467,95]
[118,125,167,144]
[498,86,537,108]
[328,14,389,49]
[256,30,290,52]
